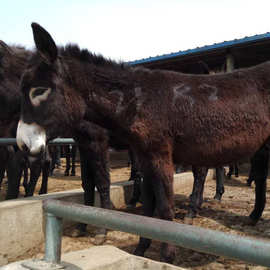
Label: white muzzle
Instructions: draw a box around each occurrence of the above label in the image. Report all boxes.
[16,120,46,155]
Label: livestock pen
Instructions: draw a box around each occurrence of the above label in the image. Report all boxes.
[1,145,270,268]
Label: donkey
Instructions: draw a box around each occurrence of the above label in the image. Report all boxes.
[64,145,77,176]
[0,40,136,244]
[127,60,227,217]
[17,23,270,263]
[49,145,77,177]
[0,40,52,198]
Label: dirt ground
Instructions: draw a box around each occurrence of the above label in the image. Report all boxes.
[2,153,270,270]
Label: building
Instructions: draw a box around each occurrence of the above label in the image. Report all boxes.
[128,33,270,73]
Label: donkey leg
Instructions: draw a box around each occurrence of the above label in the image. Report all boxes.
[70,145,76,176]
[22,163,29,193]
[0,147,9,190]
[64,145,71,176]
[249,146,269,225]
[73,137,110,242]
[6,150,24,199]
[69,145,96,237]
[48,146,56,176]
[91,142,111,245]
[128,148,139,181]
[39,147,51,194]
[128,148,143,206]
[247,160,255,187]
[74,123,110,240]
[135,151,176,263]
[234,163,239,177]
[134,174,155,257]
[186,166,208,223]
[25,157,42,197]
[214,167,225,201]
[152,158,176,263]
[227,164,234,179]
[128,174,142,207]
[0,167,5,190]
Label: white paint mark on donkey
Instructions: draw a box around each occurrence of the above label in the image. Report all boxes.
[199,84,219,101]
[172,84,194,106]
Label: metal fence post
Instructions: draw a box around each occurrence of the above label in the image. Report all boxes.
[21,212,64,269]
[44,212,63,264]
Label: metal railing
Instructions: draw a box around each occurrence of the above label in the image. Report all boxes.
[0,138,75,145]
[33,199,270,268]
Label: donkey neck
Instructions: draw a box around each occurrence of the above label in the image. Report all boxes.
[62,55,136,130]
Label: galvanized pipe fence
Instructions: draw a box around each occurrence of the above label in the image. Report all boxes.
[0,138,76,146]
[38,199,270,268]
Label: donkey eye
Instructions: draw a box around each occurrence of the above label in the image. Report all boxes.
[29,87,52,107]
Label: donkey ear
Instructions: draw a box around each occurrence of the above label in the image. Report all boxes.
[31,22,58,64]
[0,40,14,55]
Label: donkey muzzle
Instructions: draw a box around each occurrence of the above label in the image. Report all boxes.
[16,120,46,155]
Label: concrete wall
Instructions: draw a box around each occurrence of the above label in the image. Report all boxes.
[0,170,214,266]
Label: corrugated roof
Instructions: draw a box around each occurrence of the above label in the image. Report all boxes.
[128,32,270,66]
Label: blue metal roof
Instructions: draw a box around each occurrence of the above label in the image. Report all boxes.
[128,32,270,66]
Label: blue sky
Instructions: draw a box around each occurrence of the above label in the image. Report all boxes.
[1,0,270,61]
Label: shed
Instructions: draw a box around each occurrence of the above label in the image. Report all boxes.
[128,33,270,73]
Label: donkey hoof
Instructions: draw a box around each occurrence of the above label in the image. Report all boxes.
[93,228,107,245]
[127,198,138,209]
[69,228,87,237]
[214,194,222,201]
[133,248,145,257]
[246,218,258,226]
[160,243,176,264]
[126,203,136,209]
[94,234,106,245]
[247,213,259,226]
[246,180,252,187]
[184,216,194,225]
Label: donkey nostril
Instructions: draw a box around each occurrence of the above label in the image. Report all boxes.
[40,145,45,154]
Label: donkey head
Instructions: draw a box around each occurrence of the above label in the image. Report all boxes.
[16,23,83,155]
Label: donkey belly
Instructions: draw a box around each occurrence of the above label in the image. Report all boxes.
[173,137,267,167]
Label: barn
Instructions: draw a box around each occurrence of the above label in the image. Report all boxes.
[128,32,270,74]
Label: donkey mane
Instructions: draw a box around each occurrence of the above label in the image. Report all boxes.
[0,43,31,81]
[59,44,124,69]
[58,45,131,93]
[30,44,125,70]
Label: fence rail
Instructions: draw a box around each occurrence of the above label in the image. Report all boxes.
[38,199,270,268]
[0,138,75,145]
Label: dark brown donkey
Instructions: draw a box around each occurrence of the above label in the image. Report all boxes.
[0,40,52,199]
[17,23,270,263]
